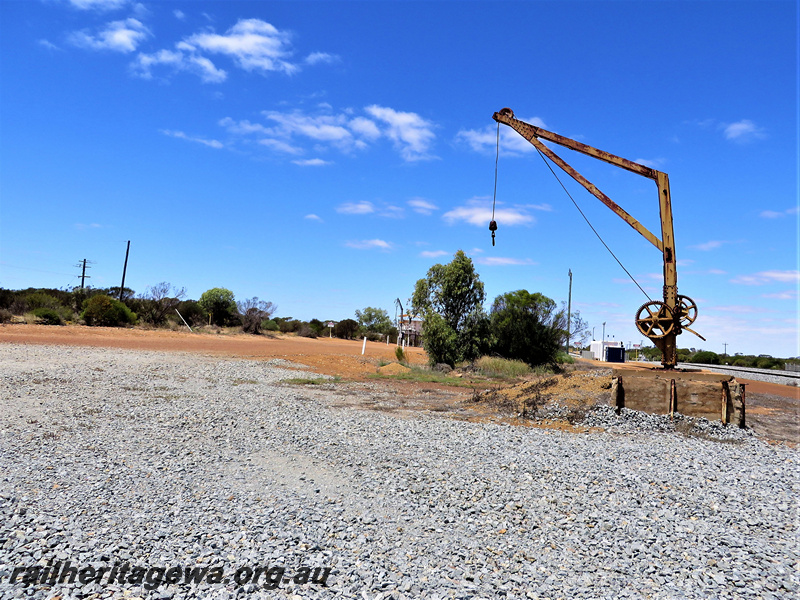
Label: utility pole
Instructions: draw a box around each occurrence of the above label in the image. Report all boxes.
[723,342,728,357]
[74,259,92,290]
[119,240,130,301]
[566,269,572,354]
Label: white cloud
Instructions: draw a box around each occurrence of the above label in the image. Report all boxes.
[364,105,436,161]
[419,250,449,258]
[70,18,149,53]
[762,290,798,300]
[337,201,375,215]
[69,0,128,10]
[292,158,332,166]
[220,105,435,162]
[257,138,303,154]
[173,9,185,20]
[74,222,103,230]
[133,18,334,83]
[633,157,665,169]
[304,214,323,222]
[160,129,223,149]
[730,270,800,285]
[722,119,766,142]
[690,240,726,251]
[133,48,226,82]
[305,52,339,65]
[345,239,392,250]
[349,117,381,140]
[38,39,61,51]
[408,198,438,215]
[263,111,353,143]
[456,117,548,155]
[760,206,798,219]
[380,205,404,219]
[475,256,536,266]
[184,19,297,75]
[443,197,535,227]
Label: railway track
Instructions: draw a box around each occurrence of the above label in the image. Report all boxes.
[676,362,800,387]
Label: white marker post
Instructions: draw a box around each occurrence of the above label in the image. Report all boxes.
[361,336,367,355]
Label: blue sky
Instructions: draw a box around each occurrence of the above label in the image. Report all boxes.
[1,0,797,358]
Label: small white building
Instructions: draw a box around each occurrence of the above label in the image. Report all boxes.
[589,340,624,361]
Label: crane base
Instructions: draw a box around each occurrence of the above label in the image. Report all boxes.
[611,368,745,427]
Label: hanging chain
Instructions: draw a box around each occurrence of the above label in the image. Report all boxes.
[489,122,500,246]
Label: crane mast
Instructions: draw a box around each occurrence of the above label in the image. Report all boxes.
[492,108,702,369]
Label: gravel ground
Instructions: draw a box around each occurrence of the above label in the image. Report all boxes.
[1,344,797,600]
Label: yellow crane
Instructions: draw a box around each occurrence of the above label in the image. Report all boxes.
[491,108,703,369]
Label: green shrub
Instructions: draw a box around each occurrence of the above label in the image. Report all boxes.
[198,287,237,326]
[334,318,359,339]
[279,319,301,333]
[31,307,63,325]
[689,350,720,365]
[176,300,207,327]
[81,295,137,327]
[0,308,12,323]
[262,319,279,331]
[395,346,406,363]
[25,292,62,311]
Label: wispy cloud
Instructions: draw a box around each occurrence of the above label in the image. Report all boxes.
[304,214,323,222]
[292,158,332,166]
[305,52,339,66]
[722,119,766,143]
[475,256,536,266]
[760,206,798,219]
[690,240,727,251]
[219,105,435,162]
[133,48,226,82]
[419,250,449,258]
[38,39,61,51]
[68,0,128,10]
[408,198,438,215]
[730,270,800,285]
[633,157,666,169]
[74,223,103,230]
[336,201,374,215]
[160,129,223,149]
[173,9,185,20]
[443,197,536,227]
[69,18,149,53]
[762,290,798,300]
[345,239,392,251]
[456,116,548,155]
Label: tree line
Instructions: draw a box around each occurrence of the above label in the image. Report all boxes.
[1,250,587,369]
[0,285,397,341]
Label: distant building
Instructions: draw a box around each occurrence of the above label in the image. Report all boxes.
[398,314,423,347]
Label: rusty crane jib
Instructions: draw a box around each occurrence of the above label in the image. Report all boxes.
[491,107,704,369]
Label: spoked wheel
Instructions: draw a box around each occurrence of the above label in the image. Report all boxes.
[635,301,674,339]
[675,295,698,327]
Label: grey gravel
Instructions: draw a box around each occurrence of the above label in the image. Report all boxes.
[1,344,797,599]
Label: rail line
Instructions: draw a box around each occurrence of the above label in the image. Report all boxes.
[676,363,800,387]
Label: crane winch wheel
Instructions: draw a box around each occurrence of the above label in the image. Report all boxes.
[635,301,675,339]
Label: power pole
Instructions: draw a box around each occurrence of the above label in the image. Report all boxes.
[566,269,572,354]
[74,259,92,289]
[119,240,130,301]
[723,342,728,357]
